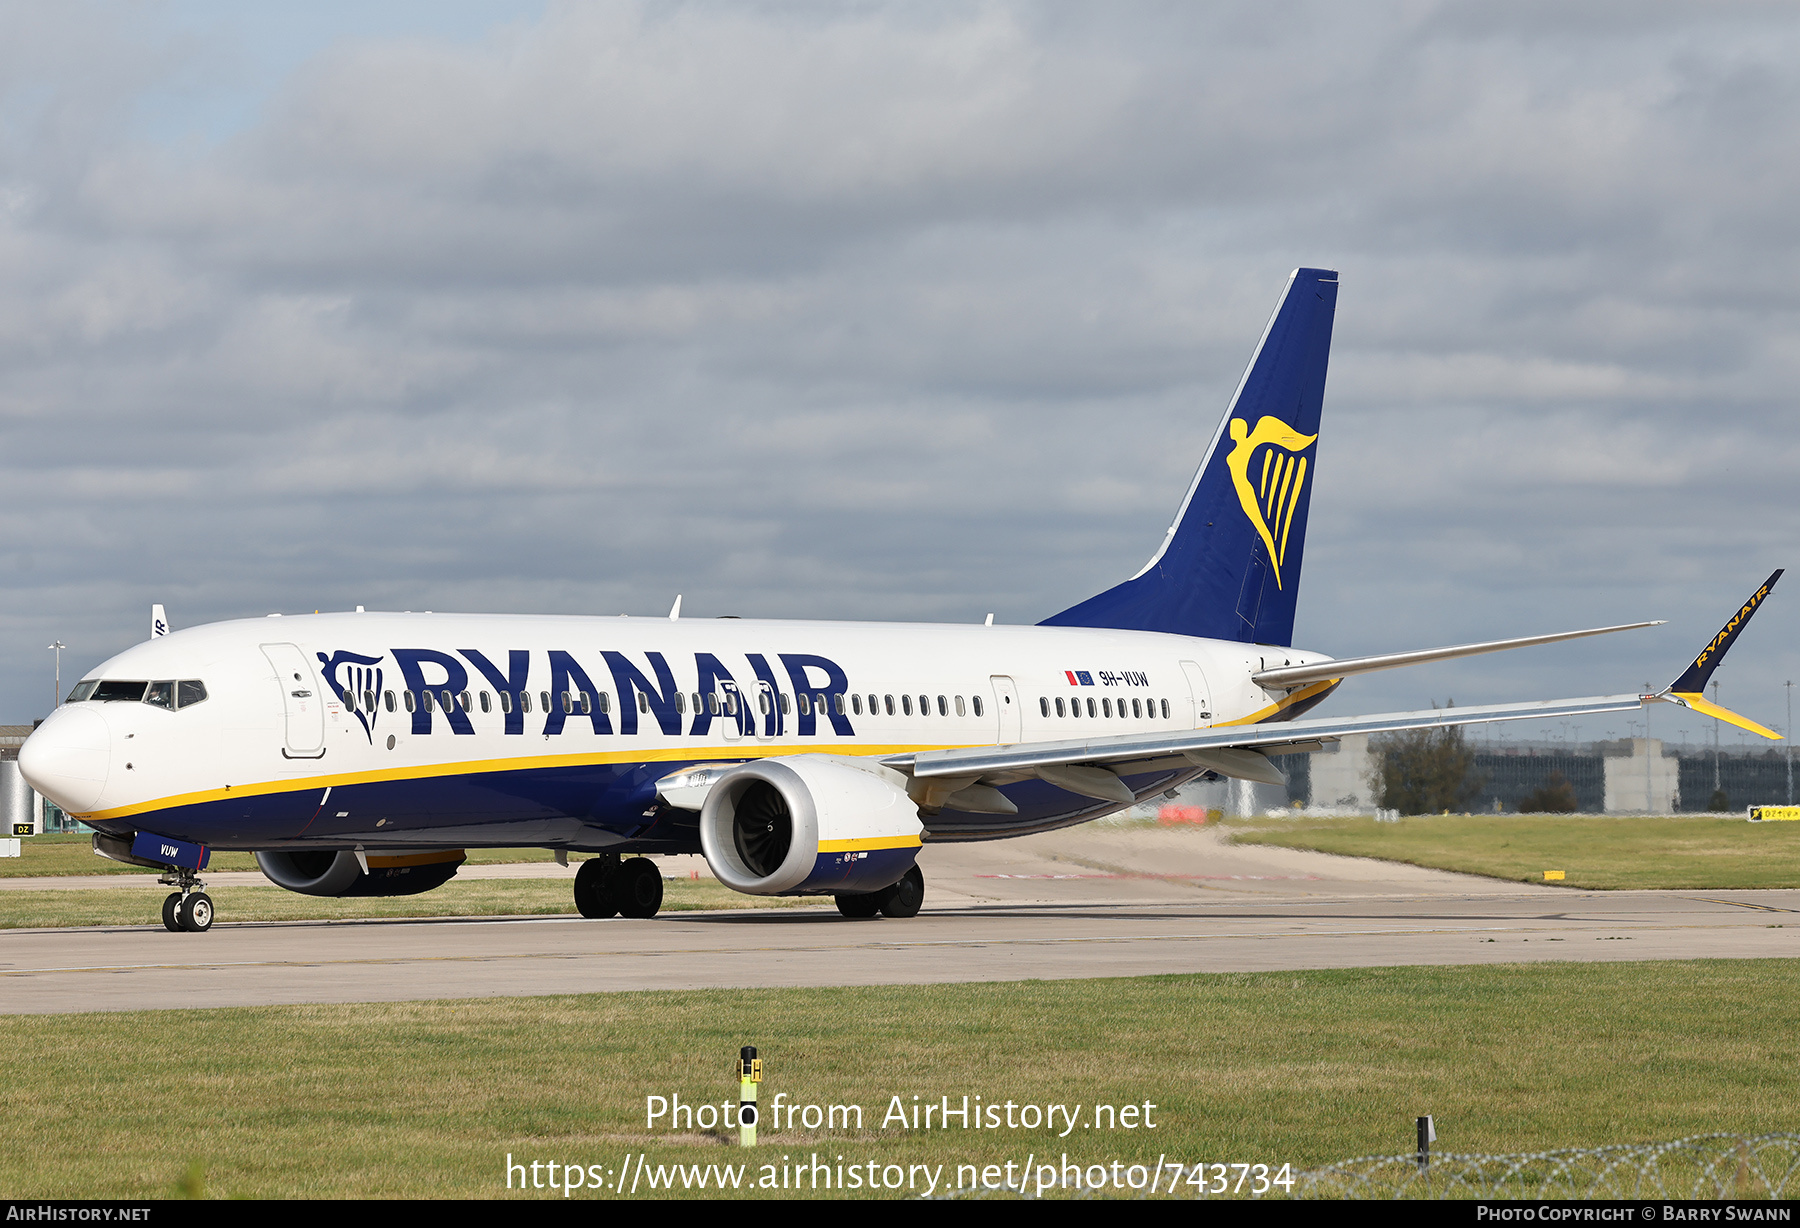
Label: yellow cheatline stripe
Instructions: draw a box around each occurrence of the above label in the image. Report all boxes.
[79,741,969,823]
[1215,679,1339,727]
[1671,693,1782,740]
[817,834,924,853]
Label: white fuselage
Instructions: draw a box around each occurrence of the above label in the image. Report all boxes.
[21,611,1335,851]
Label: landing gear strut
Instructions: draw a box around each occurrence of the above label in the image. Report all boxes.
[158,866,214,932]
[574,855,664,919]
[835,865,925,920]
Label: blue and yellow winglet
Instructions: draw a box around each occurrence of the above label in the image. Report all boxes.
[1651,569,1784,739]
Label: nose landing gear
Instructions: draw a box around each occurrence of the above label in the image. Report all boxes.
[158,867,214,932]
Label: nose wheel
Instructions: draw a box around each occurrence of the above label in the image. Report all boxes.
[157,868,214,932]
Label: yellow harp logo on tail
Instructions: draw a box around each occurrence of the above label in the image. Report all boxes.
[1226,415,1318,590]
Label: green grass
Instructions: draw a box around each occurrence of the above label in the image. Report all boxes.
[0,833,582,877]
[1227,814,1800,889]
[2,962,1797,1198]
[0,877,813,929]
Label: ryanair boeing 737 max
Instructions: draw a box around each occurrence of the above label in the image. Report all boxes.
[18,269,1783,932]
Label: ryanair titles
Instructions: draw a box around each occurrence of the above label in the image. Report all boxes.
[317,648,855,741]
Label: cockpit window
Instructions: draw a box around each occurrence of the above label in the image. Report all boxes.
[144,681,176,710]
[91,681,148,703]
[66,680,99,703]
[178,680,207,709]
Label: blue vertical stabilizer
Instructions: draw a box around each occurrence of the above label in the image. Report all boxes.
[1041,267,1338,646]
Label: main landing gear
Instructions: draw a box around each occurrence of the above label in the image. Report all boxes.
[158,867,214,933]
[573,854,664,920]
[835,865,924,920]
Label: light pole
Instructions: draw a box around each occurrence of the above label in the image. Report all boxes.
[47,641,65,713]
[1712,680,1722,806]
[1787,680,1793,806]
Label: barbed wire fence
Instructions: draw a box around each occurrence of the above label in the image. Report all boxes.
[933,1134,1800,1199]
[1295,1133,1800,1200]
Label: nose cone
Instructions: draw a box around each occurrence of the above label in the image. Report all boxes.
[19,706,111,814]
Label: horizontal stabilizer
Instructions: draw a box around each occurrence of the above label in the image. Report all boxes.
[1251,620,1662,689]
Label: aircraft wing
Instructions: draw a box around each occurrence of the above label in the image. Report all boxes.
[895,570,1783,795]
[890,691,1648,787]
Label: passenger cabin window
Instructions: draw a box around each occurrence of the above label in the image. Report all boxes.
[480,691,492,713]
[885,695,895,715]
[404,691,416,713]
[422,691,435,713]
[901,695,912,716]
[973,696,984,717]
[1039,697,1049,717]
[780,694,791,716]
[384,690,396,712]
[955,695,966,717]
[518,691,530,713]
[851,694,862,715]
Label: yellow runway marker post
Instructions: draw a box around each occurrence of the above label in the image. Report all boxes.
[739,1046,761,1147]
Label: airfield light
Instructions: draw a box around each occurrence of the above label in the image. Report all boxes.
[739,1046,761,1147]
[1416,1115,1435,1172]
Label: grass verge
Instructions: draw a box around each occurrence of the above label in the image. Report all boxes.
[1227,814,1800,889]
[3,961,1797,1198]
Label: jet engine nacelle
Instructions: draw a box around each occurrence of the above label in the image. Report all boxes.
[254,849,466,897]
[698,755,923,896]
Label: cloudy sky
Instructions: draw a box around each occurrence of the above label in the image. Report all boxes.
[3,1,1798,751]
